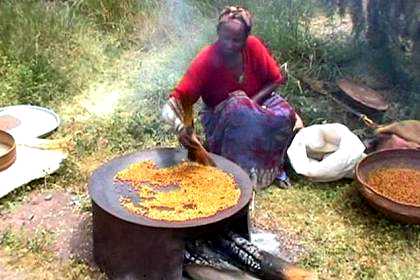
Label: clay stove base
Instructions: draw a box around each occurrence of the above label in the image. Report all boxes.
[92,201,250,280]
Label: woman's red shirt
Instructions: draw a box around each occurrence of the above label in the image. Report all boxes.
[171,35,284,108]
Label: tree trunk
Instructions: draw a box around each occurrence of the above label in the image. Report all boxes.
[412,22,420,90]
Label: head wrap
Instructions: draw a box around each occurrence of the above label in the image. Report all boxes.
[217,6,253,36]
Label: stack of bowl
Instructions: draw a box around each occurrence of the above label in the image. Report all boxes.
[0,130,16,171]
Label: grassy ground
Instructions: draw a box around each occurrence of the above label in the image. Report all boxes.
[0,1,419,279]
[254,179,420,279]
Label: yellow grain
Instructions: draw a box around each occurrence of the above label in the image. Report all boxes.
[115,160,241,221]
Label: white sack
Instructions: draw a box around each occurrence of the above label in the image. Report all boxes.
[287,123,365,182]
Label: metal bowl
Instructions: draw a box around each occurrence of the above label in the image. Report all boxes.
[0,130,16,171]
[355,149,420,224]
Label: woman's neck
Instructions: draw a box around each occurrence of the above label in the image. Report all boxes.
[222,52,242,69]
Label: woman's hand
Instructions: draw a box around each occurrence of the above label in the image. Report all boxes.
[178,127,205,151]
[228,90,246,98]
[178,127,199,150]
[294,113,304,131]
[179,127,215,166]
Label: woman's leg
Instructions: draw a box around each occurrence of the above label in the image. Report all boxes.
[200,92,296,189]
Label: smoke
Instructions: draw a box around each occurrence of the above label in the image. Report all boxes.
[127,0,216,113]
[80,0,216,119]
[136,0,215,89]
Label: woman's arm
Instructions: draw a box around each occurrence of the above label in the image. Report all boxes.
[162,96,215,166]
[249,79,304,131]
[247,36,286,105]
[251,79,282,105]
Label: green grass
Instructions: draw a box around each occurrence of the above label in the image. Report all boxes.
[254,179,420,279]
[0,0,418,279]
[1,227,55,264]
[0,0,159,108]
[0,227,104,279]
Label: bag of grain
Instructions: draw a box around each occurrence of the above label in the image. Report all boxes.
[287,123,365,182]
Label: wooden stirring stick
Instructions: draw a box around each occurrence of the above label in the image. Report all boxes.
[181,100,215,166]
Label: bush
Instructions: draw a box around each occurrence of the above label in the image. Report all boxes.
[0,0,158,108]
[70,0,159,33]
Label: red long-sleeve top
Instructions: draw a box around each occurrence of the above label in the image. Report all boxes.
[171,35,285,108]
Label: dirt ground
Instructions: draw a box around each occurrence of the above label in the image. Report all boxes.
[0,189,307,279]
[0,191,93,262]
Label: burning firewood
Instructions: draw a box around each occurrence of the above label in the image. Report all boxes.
[184,231,316,280]
[184,239,259,279]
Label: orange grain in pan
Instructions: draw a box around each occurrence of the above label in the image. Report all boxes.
[367,167,420,206]
[115,160,241,221]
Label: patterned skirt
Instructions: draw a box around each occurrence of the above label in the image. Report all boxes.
[200,91,296,190]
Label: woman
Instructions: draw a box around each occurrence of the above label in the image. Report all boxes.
[162,6,301,189]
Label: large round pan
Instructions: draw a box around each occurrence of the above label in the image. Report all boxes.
[338,79,389,112]
[0,105,60,138]
[355,149,420,224]
[89,147,253,228]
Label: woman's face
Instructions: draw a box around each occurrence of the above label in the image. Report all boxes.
[217,19,247,56]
